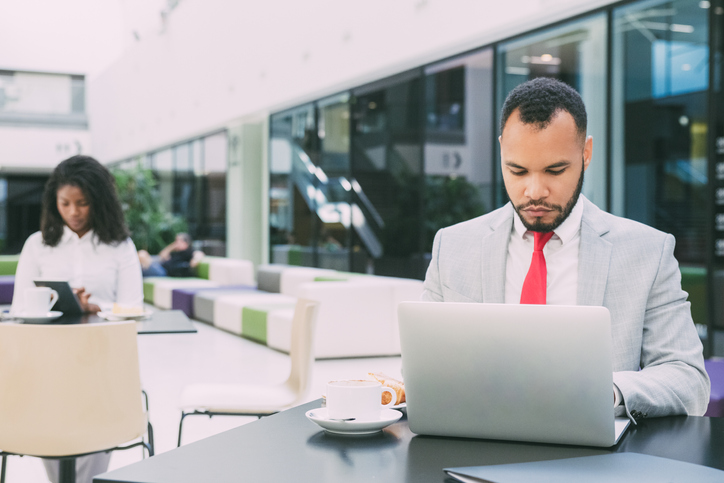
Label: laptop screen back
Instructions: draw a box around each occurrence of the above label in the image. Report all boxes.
[399,302,619,447]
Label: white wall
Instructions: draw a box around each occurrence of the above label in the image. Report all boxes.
[0,126,91,172]
[89,0,618,162]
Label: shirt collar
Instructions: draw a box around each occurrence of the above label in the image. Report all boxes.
[512,195,584,245]
[62,225,96,243]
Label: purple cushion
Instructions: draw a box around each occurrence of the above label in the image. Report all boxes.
[172,285,257,318]
[705,359,724,417]
[0,275,15,305]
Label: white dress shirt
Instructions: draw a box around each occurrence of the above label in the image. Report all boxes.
[505,197,583,305]
[11,226,143,313]
[504,195,622,407]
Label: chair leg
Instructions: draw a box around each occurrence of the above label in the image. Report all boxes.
[177,412,187,447]
[1,454,7,483]
[147,421,155,456]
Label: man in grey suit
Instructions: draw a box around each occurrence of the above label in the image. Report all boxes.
[422,77,710,421]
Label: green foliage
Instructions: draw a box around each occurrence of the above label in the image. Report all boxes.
[424,175,486,251]
[113,160,187,254]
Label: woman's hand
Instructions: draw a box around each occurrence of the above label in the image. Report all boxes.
[73,287,101,314]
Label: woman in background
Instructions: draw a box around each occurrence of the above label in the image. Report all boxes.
[11,154,143,483]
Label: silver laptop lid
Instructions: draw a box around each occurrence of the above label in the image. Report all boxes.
[399,302,622,447]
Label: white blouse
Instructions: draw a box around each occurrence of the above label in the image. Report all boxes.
[11,226,143,314]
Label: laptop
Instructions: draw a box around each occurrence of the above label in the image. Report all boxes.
[398,302,630,447]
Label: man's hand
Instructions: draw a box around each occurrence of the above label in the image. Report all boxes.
[73,287,101,314]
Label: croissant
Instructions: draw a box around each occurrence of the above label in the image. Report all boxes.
[369,372,405,405]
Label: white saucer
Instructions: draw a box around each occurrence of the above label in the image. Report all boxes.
[97,311,152,321]
[390,402,407,414]
[15,311,63,324]
[305,408,402,435]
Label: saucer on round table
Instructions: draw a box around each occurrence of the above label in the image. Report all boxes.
[305,408,402,435]
[14,311,63,324]
[97,311,153,321]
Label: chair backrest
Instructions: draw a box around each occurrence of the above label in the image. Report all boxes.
[285,298,319,402]
[0,322,147,457]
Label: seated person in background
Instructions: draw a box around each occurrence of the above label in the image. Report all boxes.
[422,77,709,422]
[138,233,205,277]
[11,154,143,483]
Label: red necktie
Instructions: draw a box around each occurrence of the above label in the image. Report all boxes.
[520,231,554,305]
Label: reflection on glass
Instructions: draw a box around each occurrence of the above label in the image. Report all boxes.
[0,179,6,252]
[612,0,708,263]
[351,72,424,278]
[424,48,493,251]
[497,13,608,209]
[269,104,320,267]
[612,0,709,328]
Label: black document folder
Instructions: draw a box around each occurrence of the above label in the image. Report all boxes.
[444,453,724,483]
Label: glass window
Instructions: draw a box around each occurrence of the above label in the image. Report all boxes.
[612,0,708,259]
[316,94,352,271]
[0,71,87,127]
[204,132,227,174]
[424,48,494,252]
[612,0,709,328]
[351,70,425,278]
[152,149,174,214]
[497,13,609,209]
[269,103,330,268]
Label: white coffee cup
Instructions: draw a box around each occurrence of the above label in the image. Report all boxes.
[24,287,59,316]
[326,380,396,420]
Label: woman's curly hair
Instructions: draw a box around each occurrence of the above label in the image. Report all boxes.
[41,155,130,247]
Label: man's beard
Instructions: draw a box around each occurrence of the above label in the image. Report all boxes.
[510,163,584,233]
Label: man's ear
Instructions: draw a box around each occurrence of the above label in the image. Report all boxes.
[583,135,593,171]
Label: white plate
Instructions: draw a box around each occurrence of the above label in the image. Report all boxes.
[15,311,64,324]
[97,310,152,321]
[305,408,402,435]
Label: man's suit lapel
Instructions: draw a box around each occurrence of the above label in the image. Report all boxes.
[578,199,612,306]
[481,205,513,303]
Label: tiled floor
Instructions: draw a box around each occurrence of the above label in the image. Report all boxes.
[3,320,402,482]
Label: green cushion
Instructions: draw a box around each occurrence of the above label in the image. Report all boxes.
[242,303,295,345]
[0,255,19,276]
[196,261,211,280]
[143,281,156,304]
[313,276,351,282]
[288,247,303,266]
[680,266,707,326]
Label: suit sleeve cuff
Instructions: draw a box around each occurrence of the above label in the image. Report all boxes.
[613,383,623,408]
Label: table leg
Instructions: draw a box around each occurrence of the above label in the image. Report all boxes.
[58,457,76,483]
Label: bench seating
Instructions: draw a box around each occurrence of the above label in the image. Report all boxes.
[0,275,14,305]
[192,287,263,323]
[705,359,724,417]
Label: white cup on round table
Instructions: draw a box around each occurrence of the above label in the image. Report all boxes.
[326,380,396,421]
[24,287,59,316]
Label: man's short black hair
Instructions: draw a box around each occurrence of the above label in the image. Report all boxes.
[500,77,587,139]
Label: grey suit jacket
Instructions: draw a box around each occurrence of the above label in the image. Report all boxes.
[422,196,710,419]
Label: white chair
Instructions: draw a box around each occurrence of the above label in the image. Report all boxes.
[0,321,153,483]
[177,298,319,446]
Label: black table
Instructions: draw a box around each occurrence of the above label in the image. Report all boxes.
[26,309,197,334]
[94,399,724,482]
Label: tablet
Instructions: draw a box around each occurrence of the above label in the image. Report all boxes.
[34,280,84,315]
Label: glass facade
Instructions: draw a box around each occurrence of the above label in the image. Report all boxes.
[497,13,608,209]
[613,0,710,329]
[111,131,228,255]
[0,175,48,254]
[424,49,494,252]
[267,0,722,347]
[352,72,425,278]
